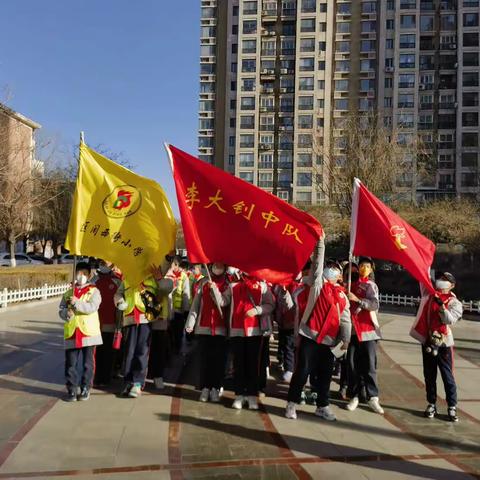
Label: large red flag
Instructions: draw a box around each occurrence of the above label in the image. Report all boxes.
[350,178,435,293]
[166,145,323,283]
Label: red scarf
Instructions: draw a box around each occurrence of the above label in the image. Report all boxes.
[414,291,454,340]
[309,282,347,344]
[231,278,263,335]
[200,277,228,335]
[70,284,95,348]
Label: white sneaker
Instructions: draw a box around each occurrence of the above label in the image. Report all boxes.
[219,387,224,397]
[315,405,336,421]
[153,377,164,390]
[285,401,297,419]
[368,397,384,414]
[128,383,142,398]
[282,371,293,383]
[209,388,220,403]
[248,396,259,410]
[199,387,210,402]
[346,396,359,412]
[232,395,244,409]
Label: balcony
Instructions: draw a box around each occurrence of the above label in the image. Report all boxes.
[278,180,292,188]
[258,180,274,187]
[440,42,457,50]
[258,144,273,152]
[420,1,435,9]
[279,143,293,150]
[439,102,456,109]
[261,49,276,56]
[281,48,295,56]
[281,8,296,17]
[398,102,415,108]
[418,122,434,130]
[260,124,275,131]
[420,102,434,110]
[439,141,455,149]
[260,105,275,112]
[400,1,417,8]
[399,82,415,88]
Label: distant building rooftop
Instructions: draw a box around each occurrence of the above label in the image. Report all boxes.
[0,102,41,130]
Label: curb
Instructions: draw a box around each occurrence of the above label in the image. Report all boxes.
[0,297,61,315]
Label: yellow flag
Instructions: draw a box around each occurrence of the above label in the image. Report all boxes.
[65,142,177,286]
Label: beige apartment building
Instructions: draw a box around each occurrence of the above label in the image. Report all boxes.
[198,0,480,205]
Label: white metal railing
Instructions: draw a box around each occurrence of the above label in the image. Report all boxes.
[380,293,480,314]
[0,283,70,309]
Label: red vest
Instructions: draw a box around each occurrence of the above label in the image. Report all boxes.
[96,273,120,327]
[350,278,379,342]
[413,291,454,340]
[231,278,263,336]
[198,277,229,335]
[308,282,347,344]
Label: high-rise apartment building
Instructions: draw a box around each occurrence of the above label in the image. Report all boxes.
[198,0,480,205]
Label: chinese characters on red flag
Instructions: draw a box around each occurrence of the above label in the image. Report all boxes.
[350,178,436,294]
[166,145,323,283]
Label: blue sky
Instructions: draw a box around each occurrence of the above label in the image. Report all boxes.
[0,0,201,214]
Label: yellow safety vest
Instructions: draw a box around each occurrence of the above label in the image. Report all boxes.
[124,277,168,320]
[63,287,101,340]
[173,272,188,310]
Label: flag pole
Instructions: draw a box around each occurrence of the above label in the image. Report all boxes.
[72,131,85,288]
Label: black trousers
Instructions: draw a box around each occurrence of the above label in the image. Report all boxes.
[422,345,457,407]
[148,330,170,379]
[198,335,227,389]
[258,336,270,391]
[94,332,115,385]
[347,336,379,399]
[231,336,262,396]
[171,312,186,353]
[278,329,295,372]
[65,346,95,389]
[288,336,335,407]
[123,323,152,385]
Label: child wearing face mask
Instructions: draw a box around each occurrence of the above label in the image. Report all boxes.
[345,258,384,415]
[285,234,351,422]
[185,262,230,402]
[410,272,463,422]
[59,262,102,402]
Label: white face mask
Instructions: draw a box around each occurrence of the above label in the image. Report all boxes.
[76,274,88,286]
[227,267,238,276]
[212,265,225,276]
[323,267,340,282]
[435,279,452,291]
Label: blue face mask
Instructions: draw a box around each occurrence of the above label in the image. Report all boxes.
[323,267,340,282]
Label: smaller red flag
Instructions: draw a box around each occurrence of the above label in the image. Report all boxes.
[350,178,435,294]
[166,145,323,284]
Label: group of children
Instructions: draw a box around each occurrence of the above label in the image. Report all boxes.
[60,238,463,422]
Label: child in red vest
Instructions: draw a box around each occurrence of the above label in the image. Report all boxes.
[345,258,384,415]
[186,262,230,402]
[285,236,351,421]
[410,272,463,422]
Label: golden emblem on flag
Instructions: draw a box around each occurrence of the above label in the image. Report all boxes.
[103,185,142,218]
[390,225,408,251]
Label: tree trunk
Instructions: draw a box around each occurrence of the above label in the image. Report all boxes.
[8,234,17,268]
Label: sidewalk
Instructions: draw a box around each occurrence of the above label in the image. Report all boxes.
[0,305,478,479]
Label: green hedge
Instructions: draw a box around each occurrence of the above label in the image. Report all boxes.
[0,265,73,290]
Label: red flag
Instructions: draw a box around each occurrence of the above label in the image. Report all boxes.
[350,178,435,294]
[166,145,323,283]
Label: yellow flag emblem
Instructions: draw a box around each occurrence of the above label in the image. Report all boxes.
[65,142,177,286]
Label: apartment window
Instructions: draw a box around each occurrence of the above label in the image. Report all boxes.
[230,118,236,128]
[242,39,257,54]
[260,115,275,129]
[441,14,456,30]
[261,40,276,56]
[200,26,216,38]
[239,153,254,167]
[361,59,375,71]
[384,116,393,127]
[240,97,255,110]
[231,62,237,73]
[420,54,434,70]
[319,22,327,32]
[398,113,415,127]
[201,7,216,18]
[317,99,325,109]
[386,38,394,49]
[401,0,417,8]
[318,61,326,70]
[384,97,393,107]
[385,77,393,88]
[359,98,374,110]
[462,132,478,147]
[464,32,479,46]
[398,93,414,107]
[400,34,416,48]
[280,77,294,90]
[419,113,433,126]
[386,19,394,30]
[231,99,237,111]
[336,41,350,52]
[462,153,478,168]
[320,3,328,12]
[301,18,316,32]
[200,82,215,93]
[231,44,238,55]
[420,73,434,86]
[232,24,238,35]
[360,79,375,91]
[298,96,314,110]
[420,15,434,31]
[258,173,273,187]
[335,99,348,110]
[319,41,326,51]
[362,2,376,13]
[242,59,256,72]
[198,137,213,148]
[200,45,216,57]
[439,93,455,108]
[240,134,255,148]
[281,38,295,55]
[243,1,258,15]
[463,112,479,126]
[463,92,479,106]
[298,134,312,147]
[199,100,215,111]
[282,23,296,35]
[240,115,255,129]
[298,115,313,129]
[239,171,254,183]
[463,52,479,67]
[360,40,376,52]
[337,22,350,33]
[200,63,215,74]
[400,15,416,28]
[301,0,316,13]
[199,118,214,130]
[242,78,255,91]
[243,20,257,34]
[463,13,479,27]
[439,153,454,168]
[229,136,235,148]
[297,153,313,167]
[399,53,415,68]
[318,80,325,89]
[259,153,273,168]
[300,38,315,52]
[233,5,239,16]
[336,60,351,72]
[399,73,415,88]
[297,173,312,187]
[260,96,274,109]
[231,81,236,91]
[461,173,478,187]
[335,79,349,90]
[299,77,314,90]
[337,3,351,14]
[299,58,315,71]
[463,72,479,87]
[420,94,434,107]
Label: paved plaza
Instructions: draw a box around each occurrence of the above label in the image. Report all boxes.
[0,301,479,479]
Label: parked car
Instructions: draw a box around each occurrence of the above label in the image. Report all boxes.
[27,253,54,265]
[0,253,44,267]
[55,254,89,264]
